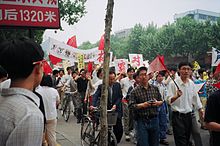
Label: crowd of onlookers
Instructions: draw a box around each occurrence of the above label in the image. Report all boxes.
[1,38,220,146]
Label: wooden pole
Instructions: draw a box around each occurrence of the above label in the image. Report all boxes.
[99,0,114,146]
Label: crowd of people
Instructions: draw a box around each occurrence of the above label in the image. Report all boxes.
[1,38,220,146]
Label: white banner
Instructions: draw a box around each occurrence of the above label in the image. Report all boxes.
[115,59,128,74]
[129,54,143,68]
[41,38,102,63]
[212,47,220,66]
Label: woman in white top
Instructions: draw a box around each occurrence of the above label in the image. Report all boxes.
[36,75,60,146]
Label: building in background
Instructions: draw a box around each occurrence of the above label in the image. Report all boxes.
[174,9,220,23]
[114,28,131,38]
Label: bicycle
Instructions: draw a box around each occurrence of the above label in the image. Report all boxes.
[81,108,118,146]
[62,91,74,122]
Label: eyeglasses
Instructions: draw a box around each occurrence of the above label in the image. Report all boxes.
[32,59,46,65]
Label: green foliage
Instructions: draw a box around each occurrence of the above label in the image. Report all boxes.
[59,0,87,26]
[0,0,87,43]
[78,41,98,50]
[79,17,220,65]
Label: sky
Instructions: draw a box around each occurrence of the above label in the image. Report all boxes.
[43,0,220,46]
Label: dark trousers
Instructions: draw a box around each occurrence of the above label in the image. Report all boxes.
[172,112,192,146]
[191,112,203,146]
[113,118,123,143]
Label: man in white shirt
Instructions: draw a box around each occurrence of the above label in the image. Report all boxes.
[0,38,44,146]
[120,67,135,141]
[167,62,204,146]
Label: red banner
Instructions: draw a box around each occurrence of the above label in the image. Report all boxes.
[0,2,60,28]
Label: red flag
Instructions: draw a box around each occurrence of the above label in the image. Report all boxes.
[87,61,93,73]
[49,54,62,65]
[147,55,166,74]
[98,34,105,50]
[67,35,77,48]
[212,82,220,89]
[214,63,220,76]
[43,61,52,75]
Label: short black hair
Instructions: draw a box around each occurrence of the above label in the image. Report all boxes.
[0,65,8,79]
[72,71,77,75]
[52,69,59,75]
[109,70,116,76]
[97,68,103,78]
[198,68,206,75]
[127,67,135,73]
[66,66,72,71]
[137,66,148,76]
[40,75,53,87]
[178,62,193,70]
[0,38,44,80]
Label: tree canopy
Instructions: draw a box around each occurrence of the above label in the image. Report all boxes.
[0,0,87,43]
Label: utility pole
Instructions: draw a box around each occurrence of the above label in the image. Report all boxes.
[99,0,114,146]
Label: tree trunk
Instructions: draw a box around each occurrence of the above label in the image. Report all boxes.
[99,0,114,146]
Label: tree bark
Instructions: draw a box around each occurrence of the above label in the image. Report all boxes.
[99,0,114,146]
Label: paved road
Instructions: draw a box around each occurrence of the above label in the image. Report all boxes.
[56,112,210,146]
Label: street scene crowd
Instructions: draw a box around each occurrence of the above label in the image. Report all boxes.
[0,38,220,146]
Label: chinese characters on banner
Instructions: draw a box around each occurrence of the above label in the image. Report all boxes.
[129,54,143,68]
[115,59,128,74]
[77,53,85,71]
[0,0,60,28]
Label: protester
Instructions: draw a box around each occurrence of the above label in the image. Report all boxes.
[92,70,123,143]
[0,38,44,146]
[167,62,204,146]
[204,89,220,146]
[36,75,60,146]
[129,66,163,146]
[120,67,135,141]
[152,71,169,145]
[0,65,11,95]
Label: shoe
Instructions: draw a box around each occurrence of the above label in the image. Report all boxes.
[125,135,130,141]
[160,139,169,145]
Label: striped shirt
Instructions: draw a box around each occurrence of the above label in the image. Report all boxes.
[0,88,44,146]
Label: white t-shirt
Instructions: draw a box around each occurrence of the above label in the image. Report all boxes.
[36,86,60,120]
[0,79,11,96]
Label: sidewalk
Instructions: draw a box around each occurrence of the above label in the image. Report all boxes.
[56,131,75,146]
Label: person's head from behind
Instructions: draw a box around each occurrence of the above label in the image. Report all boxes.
[40,74,53,87]
[0,37,44,89]
[137,66,149,86]
[0,65,8,83]
[178,62,193,79]
[52,69,59,77]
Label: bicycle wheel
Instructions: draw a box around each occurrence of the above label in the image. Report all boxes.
[63,102,71,122]
[108,130,117,146]
[81,117,94,146]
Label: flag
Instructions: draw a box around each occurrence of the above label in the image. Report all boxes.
[98,34,105,50]
[49,54,62,65]
[147,55,166,74]
[67,35,77,48]
[212,47,220,66]
[87,61,93,73]
[212,82,220,89]
[43,61,52,75]
[214,63,220,76]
